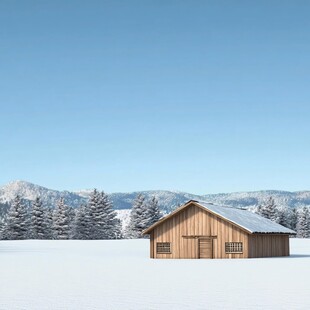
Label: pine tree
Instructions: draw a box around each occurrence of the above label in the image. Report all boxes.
[73,203,91,239]
[259,197,277,221]
[126,194,148,238]
[88,189,101,239]
[87,190,121,239]
[289,207,298,232]
[43,207,54,239]
[67,205,76,238]
[99,191,121,239]
[144,196,162,228]
[5,195,28,240]
[53,198,70,240]
[275,207,288,227]
[95,191,111,239]
[296,207,310,238]
[0,216,7,240]
[30,197,46,239]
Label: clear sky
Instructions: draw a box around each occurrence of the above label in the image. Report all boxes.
[1,0,310,194]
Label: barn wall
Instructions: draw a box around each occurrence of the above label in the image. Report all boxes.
[248,234,290,258]
[150,232,154,258]
[152,204,249,259]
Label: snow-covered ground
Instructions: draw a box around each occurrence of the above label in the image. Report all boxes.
[0,239,309,310]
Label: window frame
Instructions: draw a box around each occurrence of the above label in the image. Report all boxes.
[156,242,172,254]
[225,242,243,254]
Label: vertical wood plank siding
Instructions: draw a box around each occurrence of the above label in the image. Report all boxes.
[248,234,290,258]
[150,232,154,258]
[152,204,249,259]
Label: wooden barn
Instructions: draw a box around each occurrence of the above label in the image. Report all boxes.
[143,200,296,259]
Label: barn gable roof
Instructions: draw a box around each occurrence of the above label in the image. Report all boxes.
[143,200,296,235]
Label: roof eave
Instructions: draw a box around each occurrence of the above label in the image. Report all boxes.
[143,200,253,235]
[142,199,297,236]
[251,231,297,235]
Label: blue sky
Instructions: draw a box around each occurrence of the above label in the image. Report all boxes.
[1,0,310,194]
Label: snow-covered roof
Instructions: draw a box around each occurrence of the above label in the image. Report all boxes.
[196,201,296,234]
[143,200,296,234]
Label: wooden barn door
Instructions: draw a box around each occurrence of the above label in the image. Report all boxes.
[199,239,213,259]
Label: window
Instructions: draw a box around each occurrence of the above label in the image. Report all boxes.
[157,242,171,254]
[225,242,243,253]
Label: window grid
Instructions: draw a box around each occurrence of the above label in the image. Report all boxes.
[157,242,171,254]
[225,242,243,253]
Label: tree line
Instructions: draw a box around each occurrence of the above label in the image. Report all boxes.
[0,191,162,240]
[254,196,310,238]
[1,193,309,240]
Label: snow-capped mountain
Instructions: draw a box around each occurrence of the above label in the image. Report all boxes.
[91,189,310,212]
[0,180,86,208]
[1,180,310,213]
[202,190,310,209]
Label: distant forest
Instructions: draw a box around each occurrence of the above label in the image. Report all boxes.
[0,191,161,240]
[0,195,309,239]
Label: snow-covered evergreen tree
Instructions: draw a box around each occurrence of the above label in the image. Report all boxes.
[126,194,148,238]
[255,198,290,228]
[289,207,298,232]
[0,215,7,240]
[275,207,288,227]
[88,189,100,239]
[73,203,91,239]
[259,197,277,221]
[42,207,54,239]
[144,196,162,228]
[95,191,111,239]
[53,198,70,239]
[4,195,28,240]
[87,190,121,239]
[296,207,310,238]
[30,197,46,239]
[67,205,76,238]
[98,191,122,239]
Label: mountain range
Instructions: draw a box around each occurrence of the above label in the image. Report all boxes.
[1,181,310,214]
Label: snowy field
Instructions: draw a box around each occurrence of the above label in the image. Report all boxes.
[0,239,309,310]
